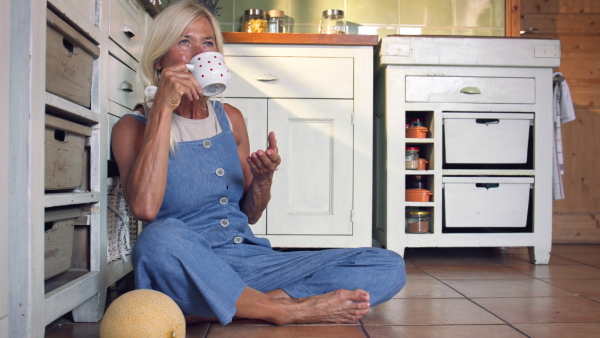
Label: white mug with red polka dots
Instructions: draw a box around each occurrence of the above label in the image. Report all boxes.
[186,52,231,96]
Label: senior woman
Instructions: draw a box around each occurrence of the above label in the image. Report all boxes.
[111,0,405,326]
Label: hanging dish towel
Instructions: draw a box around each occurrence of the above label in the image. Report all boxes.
[552,72,576,200]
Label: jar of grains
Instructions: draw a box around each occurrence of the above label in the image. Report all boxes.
[405,210,430,233]
[243,9,267,33]
[406,147,419,169]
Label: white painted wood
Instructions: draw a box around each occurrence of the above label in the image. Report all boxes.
[221,98,268,234]
[443,177,534,228]
[45,192,100,208]
[374,37,559,264]
[268,99,354,235]
[223,44,373,248]
[46,92,100,124]
[47,0,100,41]
[224,56,354,99]
[109,0,145,60]
[443,112,534,163]
[0,0,10,333]
[108,54,142,110]
[9,0,47,334]
[378,36,561,68]
[406,76,535,104]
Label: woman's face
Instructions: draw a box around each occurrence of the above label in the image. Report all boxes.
[156,16,218,71]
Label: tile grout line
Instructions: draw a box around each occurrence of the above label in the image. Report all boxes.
[409,263,532,338]
[512,253,600,305]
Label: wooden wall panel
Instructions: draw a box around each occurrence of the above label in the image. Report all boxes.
[521,0,600,243]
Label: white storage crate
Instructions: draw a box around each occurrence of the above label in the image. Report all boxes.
[443,176,534,228]
[443,112,534,163]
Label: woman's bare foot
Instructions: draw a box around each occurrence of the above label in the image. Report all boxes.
[271,289,371,325]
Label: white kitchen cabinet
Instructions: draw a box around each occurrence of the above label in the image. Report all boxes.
[7,0,153,335]
[373,37,560,264]
[222,41,374,248]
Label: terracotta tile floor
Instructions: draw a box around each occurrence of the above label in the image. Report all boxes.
[45,244,600,337]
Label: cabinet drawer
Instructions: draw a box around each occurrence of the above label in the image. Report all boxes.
[443,177,533,228]
[109,0,145,59]
[45,208,82,279]
[224,56,354,99]
[443,112,533,164]
[406,76,535,104]
[108,55,142,110]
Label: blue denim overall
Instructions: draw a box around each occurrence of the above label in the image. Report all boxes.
[130,101,406,326]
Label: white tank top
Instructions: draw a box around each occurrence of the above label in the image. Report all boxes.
[170,102,232,142]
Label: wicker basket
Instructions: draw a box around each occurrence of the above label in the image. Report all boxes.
[107,177,139,263]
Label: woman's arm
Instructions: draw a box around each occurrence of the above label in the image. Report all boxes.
[225,104,281,224]
[112,63,202,221]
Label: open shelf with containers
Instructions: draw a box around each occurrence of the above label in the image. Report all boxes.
[373,36,560,264]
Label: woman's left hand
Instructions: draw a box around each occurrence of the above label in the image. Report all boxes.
[247,131,280,182]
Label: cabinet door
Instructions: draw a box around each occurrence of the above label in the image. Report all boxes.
[222,98,268,235]
[267,99,354,235]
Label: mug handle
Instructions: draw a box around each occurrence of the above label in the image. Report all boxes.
[186,64,194,72]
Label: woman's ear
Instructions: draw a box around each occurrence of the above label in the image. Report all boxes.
[154,60,163,71]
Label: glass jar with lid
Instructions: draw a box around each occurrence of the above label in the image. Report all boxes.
[405,210,430,233]
[319,9,346,34]
[243,9,267,33]
[406,147,419,170]
[268,10,285,33]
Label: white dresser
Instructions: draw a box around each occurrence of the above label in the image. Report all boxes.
[222,33,377,248]
[373,37,560,264]
[7,0,154,335]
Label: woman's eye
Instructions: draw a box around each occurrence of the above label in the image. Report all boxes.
[204,41,214,47]
[179,39,191,46]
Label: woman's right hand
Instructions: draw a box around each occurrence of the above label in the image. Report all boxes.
[151,63,203,112]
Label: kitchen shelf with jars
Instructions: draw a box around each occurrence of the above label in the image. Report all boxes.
[373,36,560,264]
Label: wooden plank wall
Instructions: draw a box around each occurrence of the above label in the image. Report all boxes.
[521,0,600,243]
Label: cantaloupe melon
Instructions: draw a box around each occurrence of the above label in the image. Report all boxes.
[99,289,186,338]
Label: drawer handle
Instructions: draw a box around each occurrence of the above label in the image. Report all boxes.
[121,81,134,93]
[256,74,279,81]
[123,25,136,38]
[475,119,499,125]
[475,183,500,189]
[53,130,69,143]
[460,86,481,94]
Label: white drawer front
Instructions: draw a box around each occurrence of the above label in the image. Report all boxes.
[108,55,143,110]
[223,56,354,99]
[109,0,145,59]
[443,177,534,228]
[406,76,535,104]
[443,112,533,164]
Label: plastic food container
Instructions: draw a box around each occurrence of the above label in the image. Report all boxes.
[405,210,430,233]
[418,158,429,170]
[406,188,433,202]
[406,126,428,138]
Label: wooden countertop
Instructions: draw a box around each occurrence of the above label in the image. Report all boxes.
[223,32,378,46]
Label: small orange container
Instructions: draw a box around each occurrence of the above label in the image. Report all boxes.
[406,188,433,202]
[418,158,429,170]
[406,126,428,138]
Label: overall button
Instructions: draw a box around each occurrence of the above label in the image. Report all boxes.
[219,197,229,205]
[220,219,229,227]
[233,236,243,244]
[216,168,225,176]
[202,140,212,148]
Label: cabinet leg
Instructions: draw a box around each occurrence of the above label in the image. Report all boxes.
[528,246,551,264]
[71,289,107,322]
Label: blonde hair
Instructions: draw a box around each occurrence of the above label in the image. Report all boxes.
[138,0,224,152]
